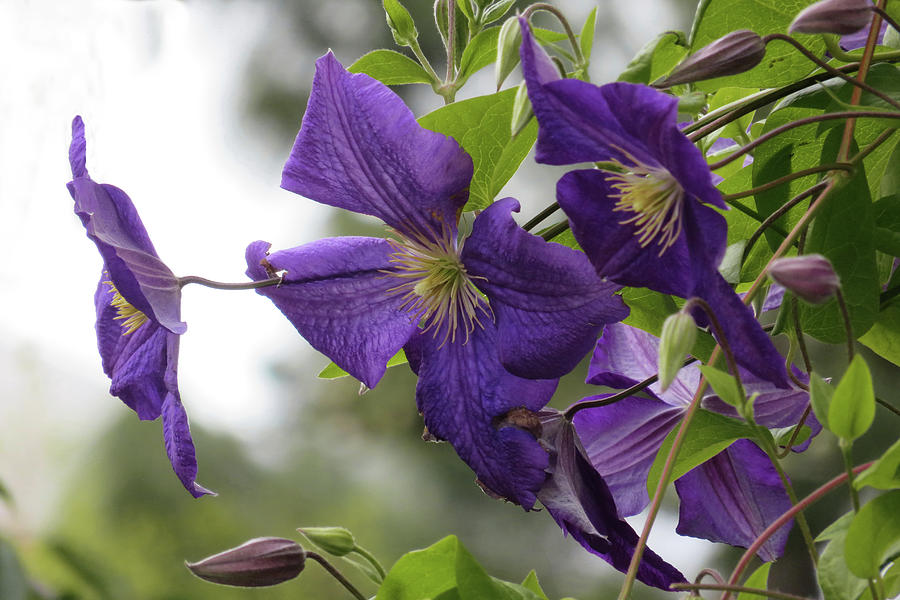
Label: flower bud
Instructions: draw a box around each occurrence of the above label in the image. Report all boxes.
[789,0,873,35]
[383,0,418,47]
[299,527,356,556]
[481,0,516,26]
[657,30,765,87]
[768,254,841,304]
[186,537,306,587]
[510,81,534,137]
[495,17,522,90]
[658,310,697,391]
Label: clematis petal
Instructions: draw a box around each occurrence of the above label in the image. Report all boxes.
[105,320,169,421]
[572,396,684,517]
[537,413,686,590]
[461,198,628,379]
[68,117,185,335]
[674,439,792,562]
[245,238,419,389]
[162,335,213,497]
[281,53,472,241]
[556,169,726,298]
[587,322,700,406]
[692,273,790,388]
[407,323,557,509]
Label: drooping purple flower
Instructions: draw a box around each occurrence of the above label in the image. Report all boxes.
[571,323,818,561]
[68,116,211,498]
[245,53,628,509]
[536,410,686,590]
[518,19,790,389]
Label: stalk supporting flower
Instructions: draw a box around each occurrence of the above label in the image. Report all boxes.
[518,18,790,389]
[247,53,628,509]
[67,116,211,498]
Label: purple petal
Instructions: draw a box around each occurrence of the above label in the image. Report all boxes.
[68,118,184,335]
[674,439,792,562]
[408,322,557,508]
[162,335,213,498]
[556,169,727,298]
[761,284,785,313]
[460,198,628,379]
[537,414,686,590]
[245,238,419,389]
[841,20,887,50]
[281,53,472,240]
[693,273,790,388]
[587,322,700,407]
[102,315,169,421]
[573,396,684,516]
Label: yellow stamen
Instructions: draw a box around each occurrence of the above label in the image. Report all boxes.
[604,147,685,257]
[382,224,492,347]
[104,280,149,335]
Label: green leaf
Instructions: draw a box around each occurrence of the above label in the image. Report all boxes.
[690,0,823,89]
[579,8,597,65]
[817,513,869,600]
[845,490,900,578]
[520,571,549,600]
[708,87,759,142]
[737,562,771,600]
[318,349,407,379]
[829,355,875,441]
[647,409,755,497]
[872,194,900,257]
[383,0,418,46]
[620,288,716,361]
[809,372,834,432]
[480,0,515,26]
[458,27,501,84]
[860,302,900,367]
[855,437,900,491]
[349,49,434,85]
[418,88,537,210]
[617,31,688,85]
[0,539,28,600]
[699,365,744,408]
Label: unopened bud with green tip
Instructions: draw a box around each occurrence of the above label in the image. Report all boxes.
[299,526,357,557]
[658,310,697,391]
[383,0,418,47]
[185,537,306,588]
[510,82,533,137]
[481,0,517,26]
[656,30,765,87]
[789,0,873,35]
[495,17,522,90]
[768,254,841,304]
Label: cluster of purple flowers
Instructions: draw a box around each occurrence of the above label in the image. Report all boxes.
[66,17,815,591]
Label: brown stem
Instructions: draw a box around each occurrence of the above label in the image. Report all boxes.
[307,552,366,600]
[672,582,811,600]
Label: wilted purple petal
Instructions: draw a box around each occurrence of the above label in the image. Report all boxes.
[573,396,684,516]
[245,238,419,389]
[461,198,628,379]
[281,53,472,241]
[674,439,792,562]
[408,323,557,508]
[693,273,790,388]
[538,413,686,590]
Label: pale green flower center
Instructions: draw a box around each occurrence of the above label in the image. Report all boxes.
[606,152,685,257]
[104,279,149,335]
[385,228,491,346]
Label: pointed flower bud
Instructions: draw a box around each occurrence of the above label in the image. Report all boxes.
[768,254,841,304]
[510,81,533,137]
[658,309,697,391]
[789,0,873,35]
[383,0,418,47]
[186,537,306,587]
[657,30,765,87]
[299,527,356,557]
[495,17,522,90]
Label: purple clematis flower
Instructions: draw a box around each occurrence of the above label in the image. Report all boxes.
[536,410,686,590]
[68,116,211,498]
[245,53,628,509]
[518,19,790,389]
[572,323,818,561]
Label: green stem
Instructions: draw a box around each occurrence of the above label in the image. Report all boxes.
[178,275,283,290]
[522,202,560,232]
[836,289,855,361]
[539,220,570,241]
[350,545,386,582]
[307,552,366,600]
[722,164,851,202]
[522,3,585,68]
[725,199,792,240]
[840,439,862,513]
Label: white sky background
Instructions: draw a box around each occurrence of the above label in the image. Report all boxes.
[0,0,714,573]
